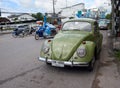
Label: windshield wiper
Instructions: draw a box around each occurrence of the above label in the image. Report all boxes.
[73,29,80,31]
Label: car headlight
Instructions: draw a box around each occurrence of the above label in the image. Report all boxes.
[77,47,86,58]
[43,47,49,54]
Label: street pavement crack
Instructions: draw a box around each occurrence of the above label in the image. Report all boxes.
[0,66,41,85]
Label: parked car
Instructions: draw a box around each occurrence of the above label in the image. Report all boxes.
[98,20,108,30]
[38,18,103,71]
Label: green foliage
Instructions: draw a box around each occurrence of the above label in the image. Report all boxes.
[14,18,18,21]
[2,28,14,31]
[47,17,52,23]
[69,17,74,19]
[32,12,43,20]
[115,51,120,60]
[107,22,112,30]
[105,13,111,19]
[105,13,112,29]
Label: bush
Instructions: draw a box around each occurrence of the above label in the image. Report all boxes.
[107,22,112,30]
[3,28,14,31]
[115,50,120,60]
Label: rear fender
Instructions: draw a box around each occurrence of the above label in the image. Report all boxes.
[44,27,51,35]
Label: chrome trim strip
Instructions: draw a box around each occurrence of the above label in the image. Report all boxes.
[38,57,89,67]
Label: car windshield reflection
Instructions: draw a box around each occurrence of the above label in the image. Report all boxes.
[62,21,92,32]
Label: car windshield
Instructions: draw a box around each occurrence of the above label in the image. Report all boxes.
[99,20,107,26]
[62,21,92,32]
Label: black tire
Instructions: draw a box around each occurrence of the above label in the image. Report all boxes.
[95,48,100,60]
[19,32,24,38]
[88,56,95,72]
[43,35,47,39]
[12,33,17,38]
[46,62,51,65]
[51,30,57,36]
[35,34,39,40]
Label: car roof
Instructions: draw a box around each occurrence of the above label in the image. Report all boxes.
[66,18,96,23]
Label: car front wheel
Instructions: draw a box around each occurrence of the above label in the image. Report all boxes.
[88,56,95,72]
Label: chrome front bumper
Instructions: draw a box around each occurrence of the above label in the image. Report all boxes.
[38,57,89,67]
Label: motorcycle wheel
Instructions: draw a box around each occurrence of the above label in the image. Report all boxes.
[12,33,17,38]
[19,32,24,38]
[35,34,39,40]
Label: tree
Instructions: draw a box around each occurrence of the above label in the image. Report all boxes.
[106,13,112,29]
[32,12,43,20]
[105,13,111,19]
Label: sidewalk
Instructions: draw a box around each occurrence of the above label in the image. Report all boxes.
[92,31,120,88]
[0,30,12,35]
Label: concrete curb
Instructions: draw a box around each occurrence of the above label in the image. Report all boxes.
[92,30,120,88]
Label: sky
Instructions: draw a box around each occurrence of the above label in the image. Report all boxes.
[0,0,111,17]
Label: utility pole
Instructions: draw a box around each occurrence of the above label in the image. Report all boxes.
[66,0,67,7]
[111,0,115,33]
[0,8,1,16]
[53,0,55,16]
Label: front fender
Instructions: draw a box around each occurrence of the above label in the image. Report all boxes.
[36,30,40,34]
[70,41,95,62]
[40,40,52,58]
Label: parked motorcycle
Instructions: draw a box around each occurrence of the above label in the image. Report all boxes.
[12,27,25,38]
[35,23,57,40]
[12,25,36,38]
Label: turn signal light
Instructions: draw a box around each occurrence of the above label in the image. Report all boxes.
[48,40,51,42]
[82,41,86,44]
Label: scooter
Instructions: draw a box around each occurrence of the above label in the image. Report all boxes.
[35,23,57,40]
[35,14,57,40]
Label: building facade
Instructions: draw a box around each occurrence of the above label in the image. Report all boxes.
[8,14,36,22]
[61,3,85,18]
[61,3,107,19]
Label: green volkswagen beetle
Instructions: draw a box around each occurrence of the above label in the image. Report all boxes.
[39,18,103,71]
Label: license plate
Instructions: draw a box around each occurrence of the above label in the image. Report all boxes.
[52,61,64,67]
[100,27,104,28]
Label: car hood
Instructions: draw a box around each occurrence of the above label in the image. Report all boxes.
[51,31,91,61]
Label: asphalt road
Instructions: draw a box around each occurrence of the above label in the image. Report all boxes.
[0,30,106,88]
